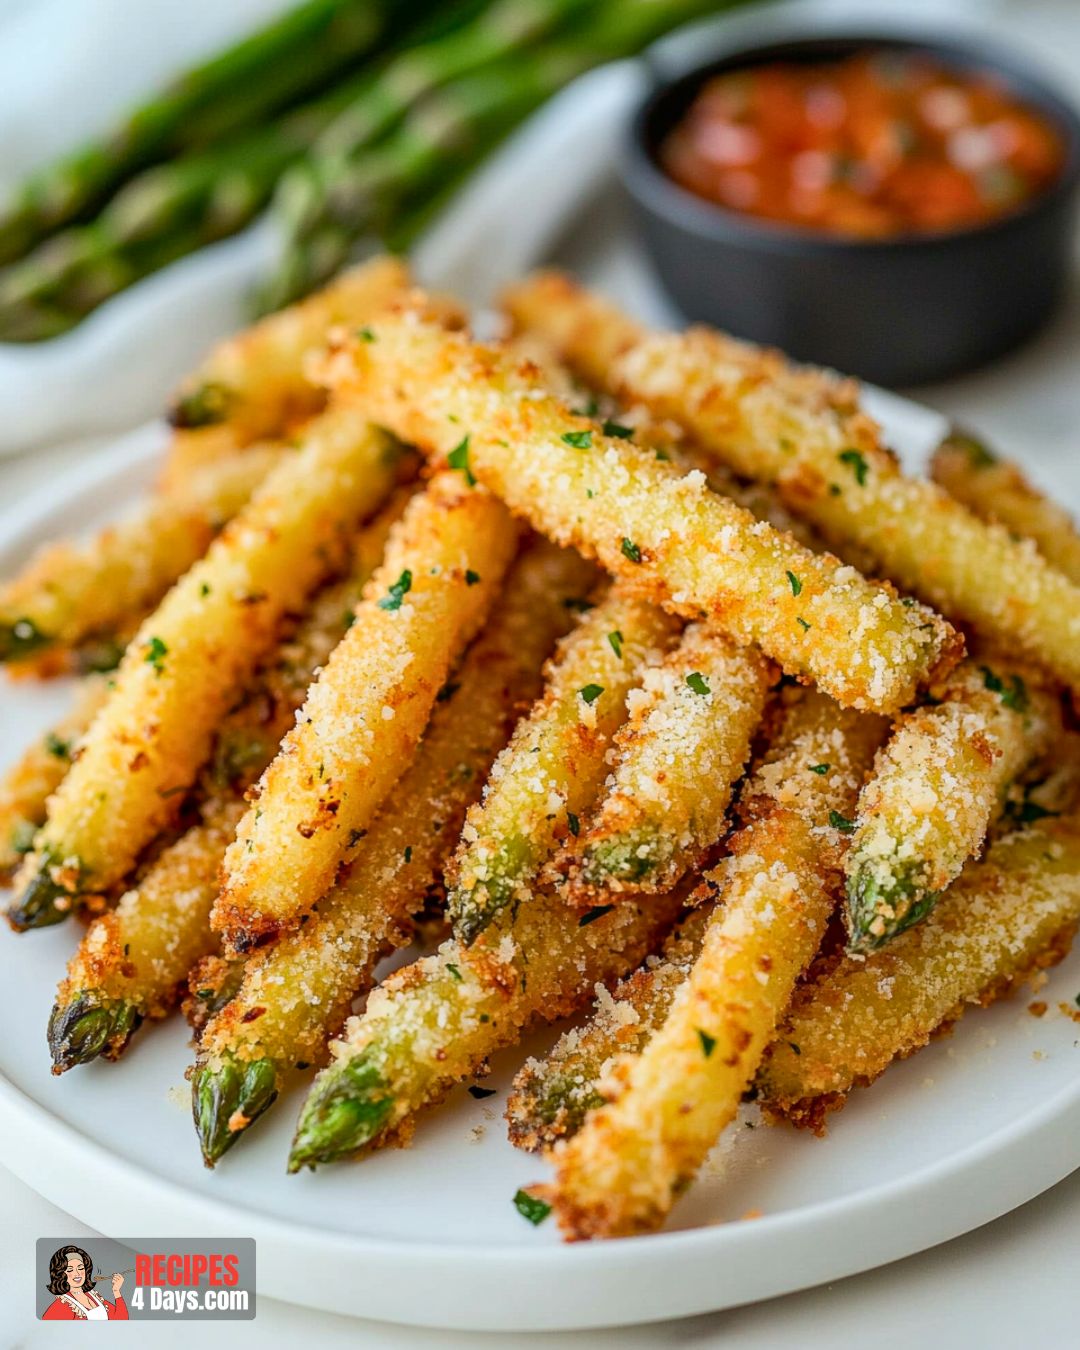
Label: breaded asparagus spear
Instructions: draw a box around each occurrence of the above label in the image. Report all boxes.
[9,404,400,930]
[288,886,686,1172]
[504,272,1080,698]
[547,690,885,1239]
[0,675,110,876]
[930,427,1080,586]
[446,588,679,944]
[506,905,711,1151]
[192,540,595,1163]
[317,311,958,713]
[759,811,1080,1131]
[215,471,518,950]
[557,623,769,898]
[0,445,281,663]
[46,499,405,1068]
[845,656,1059,952]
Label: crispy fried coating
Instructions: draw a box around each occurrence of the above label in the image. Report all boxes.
[317,311,957,713]
[557,623,769,899]
[16,405,400,907]
[216,471,519,949]
[759,812,1080,1126]
[547,690,885,1239]
[931,429,1080,586]
[446,586,679,943]
[505,272,1080,697]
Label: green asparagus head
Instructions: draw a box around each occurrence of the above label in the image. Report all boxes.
[7,864,77,931]
[192,1052,279,1167]
[48,993,142,1072]
[845,862,941,955]
[287,1051,394,1172]
[450,835,533,946]
[167,380,233,429]
[0,616,49,663]
[580,829,662,887]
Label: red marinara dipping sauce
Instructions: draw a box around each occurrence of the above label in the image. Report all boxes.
[660,51,1066,238]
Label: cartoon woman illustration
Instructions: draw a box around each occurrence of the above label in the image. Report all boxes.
[42,1244,129,1320]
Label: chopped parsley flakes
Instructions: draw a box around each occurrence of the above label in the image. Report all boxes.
[561,429,592,449]
[838,448,869,486]
[786,570,803,597]
[980,665,1029,712]
[686,672,710,696]
[608,630,623,659]
[378,570,412,611]
[602,419,634,440]
[465,569,481,586]
[697,1028,717,1058]
[808,763,830,775]
[513,1188,552,1226]
[621,537,642,563]
[829,810,856,834]
[144,636,168,674]
[447,434,476,486]
[579,904,614,926]
[579,683,604,705]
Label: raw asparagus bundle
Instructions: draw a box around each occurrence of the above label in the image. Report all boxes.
[0,0,423,266]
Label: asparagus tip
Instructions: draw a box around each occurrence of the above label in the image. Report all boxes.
[0,616,49,663]
[7,865,75,931]
[845,865,940,955]
[191,1053,278,1167]
[48,994,141,1072]
[288,1053,394,1172]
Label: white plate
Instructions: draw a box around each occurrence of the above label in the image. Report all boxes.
[2,405,1080,1333]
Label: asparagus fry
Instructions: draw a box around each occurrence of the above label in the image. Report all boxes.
[506,905,711,1151]
[930,427,1080,586]
[9,405,400,931]
[0,676,110,875]
[505,272,1080,697]
[215,471,518,950]
[288,885,685,1171]
[759,811,1080,1130]
[0,445,282,663]
[48,802,244,1071]
[46,497,405,1069]
[318,313,958,713]
[446,588,679,944]
[557,623,769,898]
[845,656,1059,953]
[547,690,885,1239]
[0,0,415,264]
[192,540,594,1162]
[167,254,409,434]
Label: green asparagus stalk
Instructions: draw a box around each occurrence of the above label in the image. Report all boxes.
[0,0,427,266]
[0,74,385,340]
[260,0,746,310]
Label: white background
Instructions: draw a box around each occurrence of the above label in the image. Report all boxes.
[2,0,1080,1343]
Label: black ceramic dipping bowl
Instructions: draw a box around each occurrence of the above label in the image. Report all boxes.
[622,24,1080,386]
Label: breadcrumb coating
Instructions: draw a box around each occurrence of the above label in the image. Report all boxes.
[547,689,885,1239]
[845,656,1060,952]
[164,256,411,489]
[317,311,956,713]
[0,446,283,663]
[289,885,686,1170]
[18,405,399,901]
[759,812,1080,1124]
[558,623,770,898]
[506,906,711,1152]
[48,501,406,1062]
[506,272,1080,696]
[931,429,1080,586]
[217,472,519,948]
[0,675,109,875]
[197,542,593,1091]
[446,586,679,943]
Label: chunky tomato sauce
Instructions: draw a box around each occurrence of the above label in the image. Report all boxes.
[660,51,1066,238]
